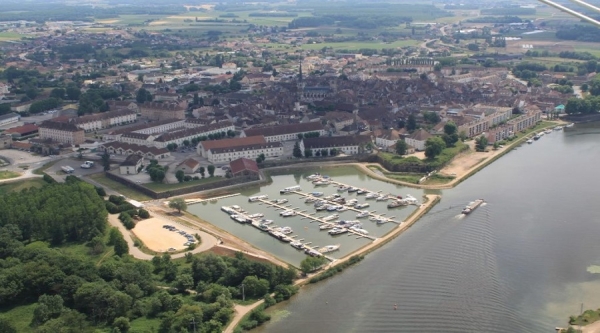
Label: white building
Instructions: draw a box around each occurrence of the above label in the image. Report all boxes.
[206,142,283,164]
[300,135,371,155]
[404,129,432,151]
[71,109,137,132]
[240,122,326,142]
[119,154,144,175]
[0,113,20,127]
[152,121,235,148]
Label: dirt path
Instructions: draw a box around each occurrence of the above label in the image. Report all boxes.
[223,301,266,333]
[582,321,600,333]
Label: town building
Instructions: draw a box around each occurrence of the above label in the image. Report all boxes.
[0,112,20,127]
[197,136,266,157]
[374,128,404,149]
[71,109,137,132]
[175,158,200,174]
[38,120,85,145]
[300,135,371,155]
[240,122,326,142]
[205,142,283,164]
[139,101,186,120]
[152,121,235,148]
[4,124,38,138]
[405,129,432,151]
[119,154,144,175]
[229,157,260,179]
[99,142,171,160]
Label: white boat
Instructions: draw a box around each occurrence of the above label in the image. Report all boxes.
[248,213,264,218]
[327,205,341,212]
[280,185,301,194]
[315,205,327,211]
[221,206,236,215]
[248,195,268,202]
[231,215,249,223]
[328,227,348,235]
[280,210,296,217]
[544,129,552,134]
[318,244,341,253]
[566,123,574,128]
[311,191,324,197]
[403,194,419,205]
[526,139,533,144]
[337,186,349,192]
[554,126,563,131]
[314,180,330,186]
[231,205,242,211]
[290,241,304,249]
[280,226,293,235]
[376,218,388,224]
[275,199,288,204]
[305,197,317,203]
[319,223,334,230]
[347,187,359,193]
[306,174,321,180]
[337,206,349,212]
[356,189,367,195]
[356,210,370,218]
[376,195,389,201]
[305,248,322,257]
[388,200,408,208]
[346,199,358,206]
[355,203,370,209]
[323,214,339,221]
[259,219,273,225]
[365,192,378,199]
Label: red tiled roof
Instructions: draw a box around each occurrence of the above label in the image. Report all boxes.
[200,136,266,151]
[229,158,259,175]
[5,124,39,135]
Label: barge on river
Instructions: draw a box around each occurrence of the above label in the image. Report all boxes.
[461,199,484,214]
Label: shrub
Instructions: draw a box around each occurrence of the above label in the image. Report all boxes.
[138,209,150,219]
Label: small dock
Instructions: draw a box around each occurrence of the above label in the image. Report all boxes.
[290,190,401,225]
[186,193,240,204]
[257,198,378,240]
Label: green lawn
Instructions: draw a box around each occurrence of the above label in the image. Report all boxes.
[0,170,20,180]
[570,308,600,326]
[0,303,37,332]
[0,178,46,195]
[144,177,223,192]
[33,160,59,175]
[129,317,162,333]
[0,32,28,41]
[88,173,152,201]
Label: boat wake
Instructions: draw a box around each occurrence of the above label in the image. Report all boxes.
[455,214,466,220]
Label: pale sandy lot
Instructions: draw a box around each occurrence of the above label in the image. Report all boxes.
[132,217,199,252]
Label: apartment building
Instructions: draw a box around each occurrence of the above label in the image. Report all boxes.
[300,135,371,155]
[38,120,85,145]
[240,122,326,142]
[0,113,20,127]
[71,109,137,132]
[206,142,283,164]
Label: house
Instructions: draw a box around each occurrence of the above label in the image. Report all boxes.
[176,158,200,174]
[374,128,404,149]
[229,157,260,179]
[0,113,20,127]
[38,120,85,145]
[119,154,144,175]
[203,140,283,164]
[405,129,432,151]
[240,122,326,142]
[100,142,171,160]
[71,109,137,132]
[197,136,266,157]
[300,135,371,155]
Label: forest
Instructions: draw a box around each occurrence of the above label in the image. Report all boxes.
[0,180,299,332]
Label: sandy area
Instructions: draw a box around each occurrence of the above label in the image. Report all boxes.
[438,141,485,178]
[97,19,119,24]
[132,217,199,252]
[149,21,168,26]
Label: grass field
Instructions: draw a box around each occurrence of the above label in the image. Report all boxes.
[0,178,46,195]
[0,32,26,41]
[88,173,152,201]
[128,317,162,332]
[0,170,20,180]
[0,303,36,332]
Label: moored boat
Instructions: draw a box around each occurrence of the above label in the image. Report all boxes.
[355,203,370,209]
[319,223,334,230]
[280,210,296,217]
[376,195,390,201]
[347,187,358,193]
[387,200,408,208]
[318,244,341,253]
[322,214,339,221]
[275,199,288,204]
[248,213,264,218]
[526,139,533,144]
[311,191,324,197]
[328,227,348,235]
[248,195,268,202]
[356,210,370,218]
[305,197,317,203]
[290,240,304,249]
[356,189,367,195]
[365,192,378,199]
[280,185,301,194]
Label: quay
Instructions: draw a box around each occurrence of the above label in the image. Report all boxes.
[256,198,378,240]
[185,193,240,204]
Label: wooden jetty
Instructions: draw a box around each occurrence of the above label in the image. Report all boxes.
[257,198,378,240]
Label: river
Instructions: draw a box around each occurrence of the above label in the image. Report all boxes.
[255,125,600,333]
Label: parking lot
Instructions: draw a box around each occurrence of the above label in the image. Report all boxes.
[45,157,103,179]
[131,217,199,252]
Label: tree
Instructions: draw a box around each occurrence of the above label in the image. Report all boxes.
[321,149,328,157]
[395,140,408,155]
[475,135,488,152]
[136,88,152,104]
[66,86,81,100]
[169,198,187,214]
[442,121,459,147]
[102,151,110,171]
[199,166,205,178]
[50,88,65,99]
[406,114,417,131]
[330,148,338,156]
[175,273,195,293]
[304,149,313,158]
[242,276,269,298]
[300,256,328,274]
[424,137,446,159]
[293,142,302,158]
[114,234,129,257]
[113,317,130,333]
[423,111,440,124]
[175,170,185,183]
[207,164,215,177]
[0,318,17,333]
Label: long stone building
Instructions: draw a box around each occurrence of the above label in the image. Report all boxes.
[240,122,326,142]
[139,101,186,120]
[39,120,85,145]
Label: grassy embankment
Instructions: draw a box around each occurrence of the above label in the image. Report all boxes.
[0,170,20,180]
[144,176,223,192]
[0,178,46,195]
[88,173,152,201]
[570,308,600,326]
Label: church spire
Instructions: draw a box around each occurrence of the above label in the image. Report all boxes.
[298,62,303,82]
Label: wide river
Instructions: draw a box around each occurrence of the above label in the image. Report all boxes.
[254,124,600,333]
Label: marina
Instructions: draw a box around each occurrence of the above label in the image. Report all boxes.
[188,167,426,265]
